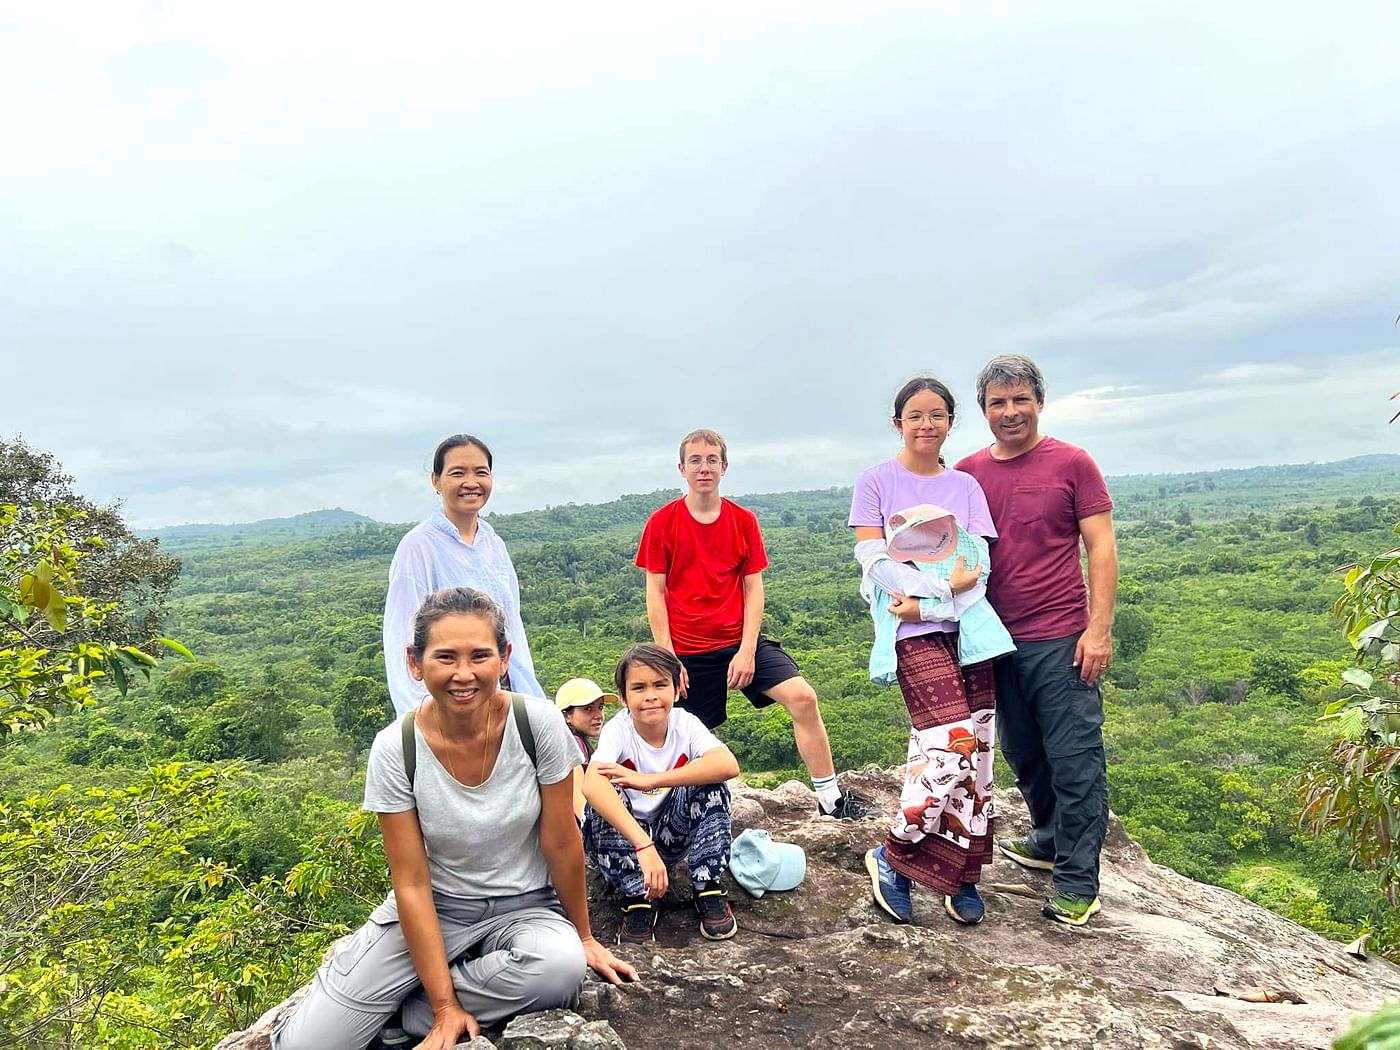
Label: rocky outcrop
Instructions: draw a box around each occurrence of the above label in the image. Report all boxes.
[216,769,1400,1050]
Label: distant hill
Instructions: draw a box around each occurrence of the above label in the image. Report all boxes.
[1106,453,1400,522]
[138,508,379,551]
[136,454,1400,553]
[482,454,1400,542]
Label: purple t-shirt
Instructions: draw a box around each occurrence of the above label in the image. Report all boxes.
[955,436,1113,641]
[848,459,996,641]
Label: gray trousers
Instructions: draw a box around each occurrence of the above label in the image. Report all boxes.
[995,631,1109,899]
[272,887,585,1050]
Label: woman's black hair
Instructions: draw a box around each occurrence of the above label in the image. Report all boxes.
[431,434,494,476]
[410,587,508,659]
[614,643,684,695]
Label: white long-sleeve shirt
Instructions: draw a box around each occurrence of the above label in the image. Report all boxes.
[383,509,544,715]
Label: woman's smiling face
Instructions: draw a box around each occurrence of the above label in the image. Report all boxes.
[408,611,509,710]
[434,444,493,517]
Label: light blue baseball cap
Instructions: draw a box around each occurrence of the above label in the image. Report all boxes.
[730,829,806,898]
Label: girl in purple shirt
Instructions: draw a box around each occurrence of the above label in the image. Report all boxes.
[849,376,1001,928]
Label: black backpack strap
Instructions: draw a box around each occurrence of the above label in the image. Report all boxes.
[510,692,537,769]
[401,710,417,788]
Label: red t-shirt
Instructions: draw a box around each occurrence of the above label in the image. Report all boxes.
[634,497,769,655]
[955,437,1113,642]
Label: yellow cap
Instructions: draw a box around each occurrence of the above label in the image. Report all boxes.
[554,677,618,712]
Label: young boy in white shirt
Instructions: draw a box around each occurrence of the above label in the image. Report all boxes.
[582,643,740,945]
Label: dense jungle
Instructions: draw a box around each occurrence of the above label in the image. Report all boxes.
[4,447,1400,1047]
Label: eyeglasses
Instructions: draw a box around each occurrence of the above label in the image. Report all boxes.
[898,412,949,427]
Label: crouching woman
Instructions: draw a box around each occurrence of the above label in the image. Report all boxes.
[273,587,635,1050]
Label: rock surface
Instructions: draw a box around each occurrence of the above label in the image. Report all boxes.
[215,768,1400,1050]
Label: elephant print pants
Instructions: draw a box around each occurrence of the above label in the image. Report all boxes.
[884,631,997,894]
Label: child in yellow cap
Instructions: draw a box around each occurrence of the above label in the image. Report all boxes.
[555,677,617,821]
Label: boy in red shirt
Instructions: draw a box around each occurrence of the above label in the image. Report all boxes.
[635,428,864,819]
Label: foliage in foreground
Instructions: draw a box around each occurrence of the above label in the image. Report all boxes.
[1,502,191,738]
[1300,523,1400,917]
[0,762,384,1048]
[1335,999,1400,1050]
[0,764,225,1046]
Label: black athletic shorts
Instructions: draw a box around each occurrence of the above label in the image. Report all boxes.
[677,636,801,729]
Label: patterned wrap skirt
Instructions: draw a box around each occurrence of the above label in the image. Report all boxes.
[883,631,997,894]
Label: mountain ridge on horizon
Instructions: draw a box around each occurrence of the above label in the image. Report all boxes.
[138,453,1400,542]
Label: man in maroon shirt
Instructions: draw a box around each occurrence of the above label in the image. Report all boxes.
[636,428,864,819]
[956,355,1118,926]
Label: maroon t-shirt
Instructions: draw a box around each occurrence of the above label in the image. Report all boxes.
[635,497,769,655]
[955,437,1112,641]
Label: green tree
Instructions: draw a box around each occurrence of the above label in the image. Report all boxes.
[1114,606,1153,661]
[158,662,233,709]
[568,595,602,638]
[1251,652,1303,699]
[1,503,189,737]
[1299,522,1400,938]
[187,686,304,763]
[0,437,181,646]
[334,675,392,752]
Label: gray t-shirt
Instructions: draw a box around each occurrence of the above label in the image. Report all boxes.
[363,695,579,900]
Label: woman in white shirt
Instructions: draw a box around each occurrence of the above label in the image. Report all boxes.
[384,435,544,715]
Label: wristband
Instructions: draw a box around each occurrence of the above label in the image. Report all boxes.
[635,841,656,855]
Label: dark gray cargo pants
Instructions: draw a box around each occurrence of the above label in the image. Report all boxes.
[995,631,1109,899]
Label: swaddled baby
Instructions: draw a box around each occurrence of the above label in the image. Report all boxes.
[859,503,1014,683]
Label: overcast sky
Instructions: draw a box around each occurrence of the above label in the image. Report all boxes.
[3,1,1398,528]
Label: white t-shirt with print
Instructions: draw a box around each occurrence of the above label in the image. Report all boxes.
[591,707,724,820]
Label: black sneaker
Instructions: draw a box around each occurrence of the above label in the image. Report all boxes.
[818,790,868,820]
[617,897,656,945]
[693,883,737,940]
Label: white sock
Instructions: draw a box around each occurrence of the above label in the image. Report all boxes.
[813,775,841,809]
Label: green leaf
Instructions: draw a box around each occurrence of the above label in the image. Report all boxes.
[156,637,194,661]
[1358,619,1393,643]
[1338,706,1367,741]
[43,586,67,632]
[107,654,129,695]
[1343,668,1376,690]
[118,645,158,668]
[34,558,53,585]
